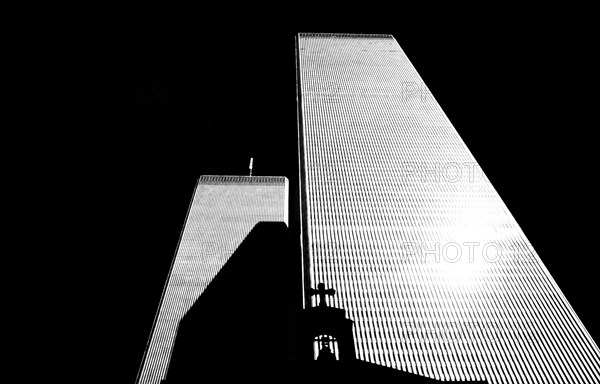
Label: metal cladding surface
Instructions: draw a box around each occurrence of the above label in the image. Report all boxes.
[296,32,600,383]
[137,175,288,384]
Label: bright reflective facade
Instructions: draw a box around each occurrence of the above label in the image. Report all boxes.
[137,175,288,384]
[296,32,599,383]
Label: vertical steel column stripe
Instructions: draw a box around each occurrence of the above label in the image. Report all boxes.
[137,175,288,384]
[296,32,600,383]
[296,35,312,309]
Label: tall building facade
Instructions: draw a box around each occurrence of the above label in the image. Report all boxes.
[296,33,600,383]
[136,175,289,384]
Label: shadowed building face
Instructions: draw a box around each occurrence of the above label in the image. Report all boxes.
[137,175,288,384]
[296,33,600,383]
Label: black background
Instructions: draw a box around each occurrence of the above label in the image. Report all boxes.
[86,7,598,382]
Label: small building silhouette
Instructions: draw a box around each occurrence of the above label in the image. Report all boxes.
[162,222,486,383]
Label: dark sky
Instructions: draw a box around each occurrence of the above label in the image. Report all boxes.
[92,8,598,382]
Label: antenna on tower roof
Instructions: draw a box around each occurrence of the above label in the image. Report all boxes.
[249,157,253,176]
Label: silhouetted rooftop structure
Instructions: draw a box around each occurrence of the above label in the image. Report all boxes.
[161,222,486,383]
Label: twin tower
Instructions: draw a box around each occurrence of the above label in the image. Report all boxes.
[136,33,600,384]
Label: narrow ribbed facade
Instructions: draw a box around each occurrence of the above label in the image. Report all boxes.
[136,175,288,384]
[296,33,600,383]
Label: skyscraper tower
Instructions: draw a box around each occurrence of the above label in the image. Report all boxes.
[295,32,600,383]
[136,175,289,384]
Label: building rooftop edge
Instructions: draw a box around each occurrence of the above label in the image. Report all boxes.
[298,32,393,39]
[198,175,288,185]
